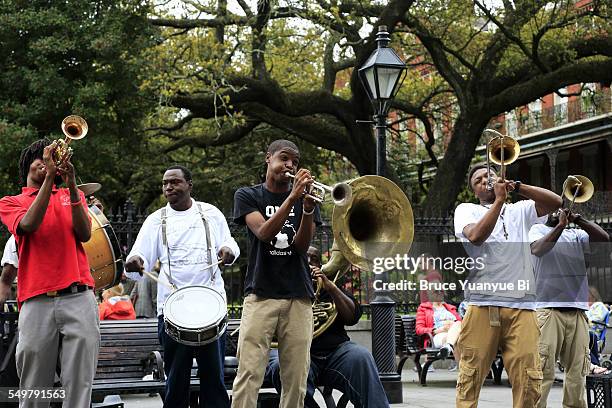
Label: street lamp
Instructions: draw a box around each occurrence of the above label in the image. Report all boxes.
[358,25,407,176]
[358,25,406,403]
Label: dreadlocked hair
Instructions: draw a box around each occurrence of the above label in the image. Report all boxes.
[19,139,51,186]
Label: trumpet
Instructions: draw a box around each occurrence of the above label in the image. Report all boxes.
[284,172,352,206]
[562,175,594,212]
[53,115,88,165]
[484,129,520,190]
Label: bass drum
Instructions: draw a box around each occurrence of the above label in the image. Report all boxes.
[83,205,124,290]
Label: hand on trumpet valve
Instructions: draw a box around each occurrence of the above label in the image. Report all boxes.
[57,156,78,188]
[42,142,59,178]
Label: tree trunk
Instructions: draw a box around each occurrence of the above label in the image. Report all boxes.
[420,113,489,215]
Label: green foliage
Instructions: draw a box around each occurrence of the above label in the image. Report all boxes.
[0,0,156,208]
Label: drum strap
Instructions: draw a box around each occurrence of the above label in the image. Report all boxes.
[196,203,216,284]
[159,204,216,285]
[160,208,174,286]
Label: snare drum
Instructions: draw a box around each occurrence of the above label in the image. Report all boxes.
[163,286,227,346]
[82,205,124,290]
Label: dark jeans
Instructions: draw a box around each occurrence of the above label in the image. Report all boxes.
[590,330,601,365]
[266,341,390,408]
[158,315,229,408]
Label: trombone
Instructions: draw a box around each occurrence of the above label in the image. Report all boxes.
[484,129,520,190]
[562,175,594,212]
[284,172,352,207]
[53,115,88,165]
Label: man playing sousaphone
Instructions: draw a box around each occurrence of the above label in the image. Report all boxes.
[454,163,562,408]
[125,165,239,408]
[0,138,99,407]
[266,246,388,407]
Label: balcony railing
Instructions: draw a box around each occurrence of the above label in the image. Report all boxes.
[501,89,611,138]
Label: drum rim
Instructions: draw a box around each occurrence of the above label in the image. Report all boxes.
[86,206,124,291]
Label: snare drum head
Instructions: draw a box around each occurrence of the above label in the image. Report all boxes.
[164,286,227,330]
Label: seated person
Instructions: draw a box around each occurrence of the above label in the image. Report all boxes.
[266,246,389,408]
[416,271,462,360]
[98,283,136,320]
[586,285,610,373]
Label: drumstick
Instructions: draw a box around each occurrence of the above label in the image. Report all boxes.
[202,259,224,271]
[141,270,175,291]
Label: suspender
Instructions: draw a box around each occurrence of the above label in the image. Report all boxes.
[160,203,217,286]
[160,208,174,286]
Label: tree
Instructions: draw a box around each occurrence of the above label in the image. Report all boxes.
[145,0,611,213]
[0,0,156,208]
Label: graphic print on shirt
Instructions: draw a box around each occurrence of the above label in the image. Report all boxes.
[265,205,296,256]
[166,217,212,268]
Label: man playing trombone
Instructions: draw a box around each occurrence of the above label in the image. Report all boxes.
[454,163,562,408]
[530,203,610,407]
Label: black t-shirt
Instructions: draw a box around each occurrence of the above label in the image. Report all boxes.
[311,288,362,355]
[233,184,321,299]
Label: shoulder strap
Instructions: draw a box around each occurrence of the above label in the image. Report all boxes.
[196,203,214,268]
[160,208,173,285]
[160,208,168,246]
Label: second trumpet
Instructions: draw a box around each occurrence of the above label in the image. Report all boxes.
[285,172,352,207]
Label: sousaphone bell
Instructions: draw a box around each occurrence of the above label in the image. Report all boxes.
[313,176,414,337]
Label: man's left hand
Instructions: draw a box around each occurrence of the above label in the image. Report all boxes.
[217,247,235,267]
[57,155,77,188]
[312,266,334,292]
[303,195,317,214]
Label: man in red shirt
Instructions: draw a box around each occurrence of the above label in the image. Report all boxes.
[0,139,99,408]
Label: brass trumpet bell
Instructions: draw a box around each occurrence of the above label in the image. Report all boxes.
[61,115,88,140]
[563,175,594,204]
[487,135,520,166]
[54,115,88,164]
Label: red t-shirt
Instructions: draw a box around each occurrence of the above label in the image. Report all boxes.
[0,186,94,304]
[98,296,136,320]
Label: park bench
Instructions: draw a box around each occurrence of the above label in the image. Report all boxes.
[2,309,349,408]
[395,315,505,386]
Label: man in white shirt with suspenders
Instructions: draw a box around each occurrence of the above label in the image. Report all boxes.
[125,165,239,408]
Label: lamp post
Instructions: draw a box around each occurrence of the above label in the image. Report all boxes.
[358,25,407,403]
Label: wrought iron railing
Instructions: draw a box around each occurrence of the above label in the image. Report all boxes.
[1,200,611,312]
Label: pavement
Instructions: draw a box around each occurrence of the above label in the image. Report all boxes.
[114,362,569,408]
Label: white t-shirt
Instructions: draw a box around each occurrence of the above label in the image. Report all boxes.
[1,235,18,268]
[126,199,240,316]
[529,224,589,310]
[454,200,546,308]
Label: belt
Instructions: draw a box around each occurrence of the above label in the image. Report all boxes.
[46,284,91,297]
[548,307,581,313]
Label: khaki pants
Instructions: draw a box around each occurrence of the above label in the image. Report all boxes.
[456,306,542,408]
[231,294,313,408]
[537,308,589,408]
[16,291,100,408]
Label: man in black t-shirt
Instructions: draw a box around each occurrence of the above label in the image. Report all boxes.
[232,140,321,408]
[266,246,389,408]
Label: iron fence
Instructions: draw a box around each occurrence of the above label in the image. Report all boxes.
[1,200,611,313]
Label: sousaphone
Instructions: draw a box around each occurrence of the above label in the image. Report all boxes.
[313,175,414,337]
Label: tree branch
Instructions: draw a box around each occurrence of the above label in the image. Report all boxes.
[162,120,260,153]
